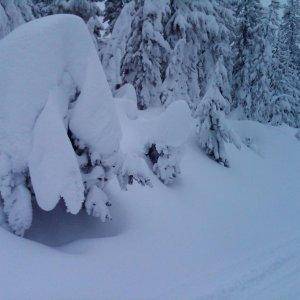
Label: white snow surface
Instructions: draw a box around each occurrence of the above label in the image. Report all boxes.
[0,15,121,214]
[1,100,300,299]
[0,14,300,300]
[0,14,121,173]
[29,91,84,214]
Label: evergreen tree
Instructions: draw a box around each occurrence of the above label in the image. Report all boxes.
[121,0,170,110]
[162,0,233,110]
[266,0,281,49]
[195,58,240,167]
[35,0,104,44]
[0,0,34,39]
[100,1,136,91]
[270,0,300,127]
[103,0,130,35]
[232,0,272,123]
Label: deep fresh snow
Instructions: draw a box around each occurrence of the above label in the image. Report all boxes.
[1,100,300,299]
[0,15,121,226]
[0,12,299,300]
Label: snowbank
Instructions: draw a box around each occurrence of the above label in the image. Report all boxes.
[1,113,300,299]
[0,15,121,234]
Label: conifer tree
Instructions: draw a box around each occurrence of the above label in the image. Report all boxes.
[195,58,240,167]
[232,0,272,123]
[103,0,129,35]
[270,0,300,127]
[162,0,233,110]
[121,0,170,110]
[35,0,104,44]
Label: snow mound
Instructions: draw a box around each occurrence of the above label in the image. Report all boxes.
[144,100,192,147]
[0,15,121,234]
[115,84,137,102]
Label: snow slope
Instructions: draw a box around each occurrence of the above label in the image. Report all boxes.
[1,99,300,299]
[0,14,299,300]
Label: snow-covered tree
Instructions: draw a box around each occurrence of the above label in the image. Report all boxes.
[162,0,233,110]
[103,0,130,35]
[100,1,136,91]
[266,0,281,49]
[0,0,34,39]
[270,0,300,127]
[0,15,149,236]
[145,143,182,184]
[142,100,191,183]
[35,0,104,44]
[232,0,273,123]
[121,0,170,110]
[195,59,240,167]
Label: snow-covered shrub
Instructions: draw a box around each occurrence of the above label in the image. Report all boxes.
[145,143,182,185]
[143,101,191,184]
[117,153,152,190]
[196,81,240,167]
[296,130,300,141]
[0,15,127,236]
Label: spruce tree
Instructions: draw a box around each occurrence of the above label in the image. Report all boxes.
[121,0,170,110]
[162,0,234,110]
[270,0,300,127]
[232,0,272,123]
[195,57,240,167]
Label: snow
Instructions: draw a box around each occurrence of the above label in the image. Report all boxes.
[1,98,300,298]
[29,90,84,214]
[0,15,121,219]
[0,14,121,172]
[0,11,300,300]
[141,100,192,148]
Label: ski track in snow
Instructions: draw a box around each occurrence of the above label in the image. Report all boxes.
[201,237,300,299]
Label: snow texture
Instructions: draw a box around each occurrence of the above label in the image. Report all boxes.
[0,15,121,233]
[1,110,300,300]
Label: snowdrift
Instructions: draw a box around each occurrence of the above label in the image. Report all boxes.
[0,15,121,235]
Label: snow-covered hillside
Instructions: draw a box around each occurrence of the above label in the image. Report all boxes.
[0,8,299,300]
[1,90,300,299]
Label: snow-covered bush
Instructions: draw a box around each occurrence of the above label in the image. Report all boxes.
[0,15,132,236]
[143,101,191,184]
[145,143,182,185]
[117,153,152,190]
[296,130,300,141]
